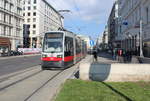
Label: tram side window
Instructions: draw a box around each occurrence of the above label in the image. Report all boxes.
[64,37,74,56]
[76,39,81,54]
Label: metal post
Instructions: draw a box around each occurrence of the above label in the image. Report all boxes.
[140,20,143,57]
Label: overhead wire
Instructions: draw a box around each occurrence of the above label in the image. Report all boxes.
[71,0,88,34]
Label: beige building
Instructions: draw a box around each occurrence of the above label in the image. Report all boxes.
[0,0,23,52]
[77,35,91,49]
[23,0,63,48]
[103,26,109,44]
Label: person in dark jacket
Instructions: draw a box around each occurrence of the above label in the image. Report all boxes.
[93,50,98,61]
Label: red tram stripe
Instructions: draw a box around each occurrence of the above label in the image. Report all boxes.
[42,55,76,62]
[41,57,62,61]
[64,56,74,62]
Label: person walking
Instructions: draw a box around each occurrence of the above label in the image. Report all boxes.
[117,49,123,62]
[113,48,117,60]
[93,50,98,62]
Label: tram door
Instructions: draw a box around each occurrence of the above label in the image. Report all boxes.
[64,36,74,67]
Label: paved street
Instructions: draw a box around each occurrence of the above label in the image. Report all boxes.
[0,55,84,101]
[0,55,41,76]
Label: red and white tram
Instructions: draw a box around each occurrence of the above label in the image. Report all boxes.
[41,30,87,69]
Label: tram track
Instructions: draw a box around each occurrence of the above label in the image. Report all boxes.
[0,69,43,91]
[24,70,64,101]
[0,61,81,101]
[0,68,65,101]
[0,65,41,83]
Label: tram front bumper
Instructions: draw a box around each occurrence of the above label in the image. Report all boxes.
[41,61,65,68]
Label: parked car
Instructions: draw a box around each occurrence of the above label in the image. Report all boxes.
[8,50,23,56]
[8,51,14,56]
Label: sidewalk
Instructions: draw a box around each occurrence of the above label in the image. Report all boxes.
[95,52,139,64]
[0,54,40,60]
[138,56,150,64]
[94,52,118,64]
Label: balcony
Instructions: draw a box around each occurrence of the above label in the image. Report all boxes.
[0,20,13,27]
[0,7,23,19]
[0,7,13,15]
[16,24,22,30]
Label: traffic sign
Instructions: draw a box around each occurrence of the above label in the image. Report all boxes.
[90,40,95,46]
[123,21,128,25]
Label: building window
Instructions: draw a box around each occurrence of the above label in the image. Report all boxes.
[27,18,30,22]
[33,24,36,28]
[28,12,30,16]
[23,7,25,10]
[33,12,36,16]
[33,6,36,10]
[33,30,36,34]
[23,13,25,16]
[28,0,30,4]
[33,0,36,4]
[33,18,36,22]
[28,6,31,10]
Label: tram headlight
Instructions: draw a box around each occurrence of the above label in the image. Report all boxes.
[57,55,62,58]
[42,54,47,58]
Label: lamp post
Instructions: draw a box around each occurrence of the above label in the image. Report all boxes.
[139,19,143,57]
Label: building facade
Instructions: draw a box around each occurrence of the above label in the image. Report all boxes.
[119,0,141,54]
[97,26,109,51]
[107,0,119,49]
[102,26,109,44]
[142,0,150,57]
[23,0,63,48]
[77,35,91,49]
[0,0,23,52]
[118,0,150,57]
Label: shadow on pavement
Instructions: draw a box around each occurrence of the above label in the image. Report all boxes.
[102,82,133,101]
[88,62,133,101]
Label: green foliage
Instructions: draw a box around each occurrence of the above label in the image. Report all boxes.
[55,80,149,101]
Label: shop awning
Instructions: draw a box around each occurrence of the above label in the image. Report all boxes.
[0,37,11,47]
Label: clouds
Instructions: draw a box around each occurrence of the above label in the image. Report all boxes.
[47,0,114,39]
[47,0,114,23]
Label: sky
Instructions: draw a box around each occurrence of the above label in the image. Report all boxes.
[47,0,115,40]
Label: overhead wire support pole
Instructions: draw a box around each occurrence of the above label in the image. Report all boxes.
[140,19,143,57]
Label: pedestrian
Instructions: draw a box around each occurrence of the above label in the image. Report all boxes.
[93,50,98,62]
[112,48,117,60]
[122,50,127,63]
[129,51,132,62]
[117,49,123,62]
[126,51,130,62]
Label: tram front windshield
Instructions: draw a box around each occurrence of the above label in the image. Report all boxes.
[43,33,63,53]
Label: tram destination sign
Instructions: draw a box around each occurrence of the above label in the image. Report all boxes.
[46,33,63,38]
